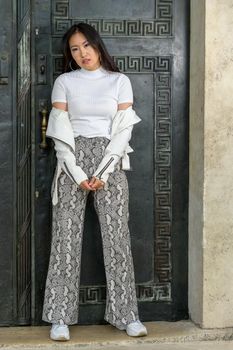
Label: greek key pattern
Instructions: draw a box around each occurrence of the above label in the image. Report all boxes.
[79,283,171,304]
[53,55,171,76]
[52,55,172,302]
[155,68,172,288]
[52,0,173,37]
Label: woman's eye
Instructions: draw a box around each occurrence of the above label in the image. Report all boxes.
[71,43,89,52]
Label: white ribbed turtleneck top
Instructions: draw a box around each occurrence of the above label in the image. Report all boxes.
[51,65,133,139]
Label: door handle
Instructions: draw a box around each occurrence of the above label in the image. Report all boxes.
[37,54,47,84]
[0,54,8,85]
[40,65,45,74]
[39,108,48,149]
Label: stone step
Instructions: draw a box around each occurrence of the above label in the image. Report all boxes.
[3,341,233,350]
[0,320,233,349]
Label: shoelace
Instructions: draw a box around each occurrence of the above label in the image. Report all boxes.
[52,324,68,330]
[128,320,141,326]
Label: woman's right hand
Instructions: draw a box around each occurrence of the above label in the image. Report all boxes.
[79,180,95,191]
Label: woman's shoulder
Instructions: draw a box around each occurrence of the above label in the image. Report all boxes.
[115,72,132,89]
[107,71,132,88]
[55,71,76,81]
[52,71,77,89]
[119,72,131,83]
[108,70,130,79]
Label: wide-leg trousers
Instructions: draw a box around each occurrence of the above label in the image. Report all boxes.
[42,135,139,330]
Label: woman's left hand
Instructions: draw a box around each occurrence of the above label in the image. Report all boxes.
[89,176,105,190]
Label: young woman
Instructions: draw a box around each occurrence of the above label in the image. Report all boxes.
[42,22,147,341]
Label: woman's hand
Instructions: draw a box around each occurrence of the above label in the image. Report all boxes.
[89,176,105,190]
[79,180,95,191]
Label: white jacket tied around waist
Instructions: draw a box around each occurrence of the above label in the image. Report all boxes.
[46,106,142,205]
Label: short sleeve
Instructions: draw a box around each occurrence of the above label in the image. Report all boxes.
[118,74,133,104]
[51,76,67,104]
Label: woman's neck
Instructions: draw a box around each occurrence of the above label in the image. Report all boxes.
[79,65,106,79]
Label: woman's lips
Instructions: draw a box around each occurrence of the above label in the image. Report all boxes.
[82,59,90,64]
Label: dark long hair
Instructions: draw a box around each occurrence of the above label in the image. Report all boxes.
[61,23,120,73]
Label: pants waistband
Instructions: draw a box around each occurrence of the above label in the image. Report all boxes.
[74,135,110,141]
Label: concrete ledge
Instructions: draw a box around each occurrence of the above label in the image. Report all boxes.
[0,320,233,349]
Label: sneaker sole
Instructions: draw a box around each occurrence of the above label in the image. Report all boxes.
[126,329,148,337]
[50,335,70,341]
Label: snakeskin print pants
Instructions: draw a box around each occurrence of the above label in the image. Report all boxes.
[42,135,139,330]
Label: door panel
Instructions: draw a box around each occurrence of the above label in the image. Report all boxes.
[0,0,15,326]
[33,0,189,324]
[16,0,32,325]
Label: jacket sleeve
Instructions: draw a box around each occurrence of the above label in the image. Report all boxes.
[53,138,89,185]
[92,125,133,183]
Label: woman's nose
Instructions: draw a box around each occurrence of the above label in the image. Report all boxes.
[80,47,87,57]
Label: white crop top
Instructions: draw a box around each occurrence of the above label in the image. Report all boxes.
[51,65,133,139]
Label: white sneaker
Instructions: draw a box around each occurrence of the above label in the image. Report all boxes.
[50,324,70,341]
[126,320,148,337]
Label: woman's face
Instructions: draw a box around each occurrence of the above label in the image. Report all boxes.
[69,31,101,71]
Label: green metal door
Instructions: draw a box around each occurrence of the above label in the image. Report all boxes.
[0,0,32,325]
[31,0,189,325]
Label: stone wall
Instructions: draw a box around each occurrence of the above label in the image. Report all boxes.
[189,0,233,328]
[189,0,205,326]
